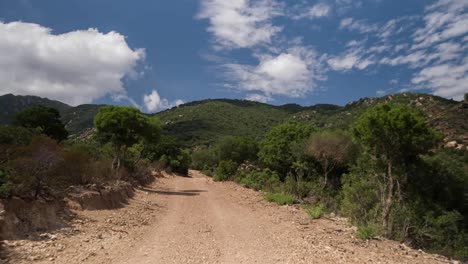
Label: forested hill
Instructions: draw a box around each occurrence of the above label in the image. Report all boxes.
[156,93,467,147]
[0,94,102,136]
[1,93,466,146]
[154,99,300,146]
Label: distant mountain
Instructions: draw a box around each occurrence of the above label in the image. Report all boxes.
[0,94,102,136]
[0,94,70,124]
[1,93,466,146]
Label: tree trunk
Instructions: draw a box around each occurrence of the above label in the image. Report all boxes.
[382,159,394,235]
[321,159,329,189]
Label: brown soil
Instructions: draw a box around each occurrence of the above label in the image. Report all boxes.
[1,170,452,264]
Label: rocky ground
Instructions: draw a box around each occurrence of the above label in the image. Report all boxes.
[0,171,454,264]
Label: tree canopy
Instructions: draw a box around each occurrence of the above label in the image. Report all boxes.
[94,106,161,148]
[352,104,441,233]
[305,130,354,188]
[13,105,68,141]
[258,122,314,177]
[94,106,161,169]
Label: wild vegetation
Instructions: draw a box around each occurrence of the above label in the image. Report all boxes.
[0,105,190,200]
[193,101,468,260]
[1,92,467,260]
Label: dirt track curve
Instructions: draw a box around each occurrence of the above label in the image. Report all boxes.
[3,170,450,264]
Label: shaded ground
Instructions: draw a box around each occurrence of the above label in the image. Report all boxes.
[1,170,451,264]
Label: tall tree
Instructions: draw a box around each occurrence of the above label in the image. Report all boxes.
[94,106,161,170]
[13,106,68,141]
[352,104,441,233]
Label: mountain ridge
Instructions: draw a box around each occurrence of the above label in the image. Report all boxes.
[1,93,466,147]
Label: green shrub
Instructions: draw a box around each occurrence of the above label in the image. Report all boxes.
[0,125,35,145]
[159,149,191,175]
[213,160,238,181]
[303,204,324,219]
[264,192,295,205]
[282,175,314,198]
[191,147,218,170]
[357,224,378,240]
[235,169,281,191]
[258,122,314,178]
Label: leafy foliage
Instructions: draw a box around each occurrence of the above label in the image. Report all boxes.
[303,204,324,219]
[258,122,314,177]
[213,160,238,182]
[235,169,281,192]
[216,136,258,164]
[353,104,441,164]
[352,104,441,233]
[13,105,68,141]
[94,106,161,170]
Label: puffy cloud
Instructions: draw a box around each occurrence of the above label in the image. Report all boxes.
[224,46,324,99]
[0,21,145,106]
[143,90,184,112]
[196,0,282,49]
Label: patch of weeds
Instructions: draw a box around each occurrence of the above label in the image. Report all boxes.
[303,204,324,219]
[264,192,295,205]
[356,224,377,240]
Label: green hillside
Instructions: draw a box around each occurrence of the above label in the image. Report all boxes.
[0,94,70,124]
[0,94,101,136]
[1,93,466,146]
[292,93,467,143]
[154,99,298,146]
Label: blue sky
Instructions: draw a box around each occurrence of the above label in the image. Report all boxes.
[0,0,466,111]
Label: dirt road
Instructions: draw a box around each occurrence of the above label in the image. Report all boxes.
[3,170,450,264]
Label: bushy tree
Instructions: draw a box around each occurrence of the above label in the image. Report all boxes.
[352,104,441,233]
[258,122,314,177]
[305,131,354,189]
[94,106,161,170]
[13,106,68,141]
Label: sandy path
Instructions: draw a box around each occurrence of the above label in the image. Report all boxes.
[3,170,450,264]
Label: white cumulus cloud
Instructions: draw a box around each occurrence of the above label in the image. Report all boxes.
[0,21,145,106]
[224,46,324,99]
[196,0,282,49]
[143,90,184,113]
